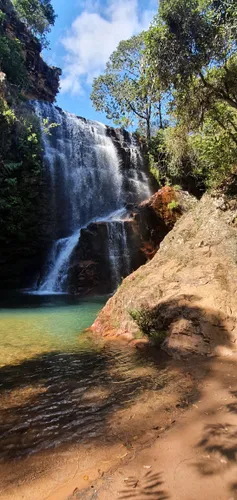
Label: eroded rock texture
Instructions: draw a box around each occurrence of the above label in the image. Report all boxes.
[68,187,196,295]
[92,193,237,358]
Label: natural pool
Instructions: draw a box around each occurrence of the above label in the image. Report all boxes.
[0,293,192,500]
[0,293,107,368]
[0,293,168,459]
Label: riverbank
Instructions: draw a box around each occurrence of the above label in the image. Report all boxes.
[1,303,237,500]
[0,341,200,500]
[65,351,237,500]
[2,347,236,500]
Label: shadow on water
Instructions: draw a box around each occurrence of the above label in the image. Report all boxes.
[1,293,237,498]
[0,345,173,461]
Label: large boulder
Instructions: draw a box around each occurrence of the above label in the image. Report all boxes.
[91,193,237,357]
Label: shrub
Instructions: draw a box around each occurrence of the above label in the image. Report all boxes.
[0,36,28,88]
[12,0,56,48]
[0,99,43,245]
[129,307,167,346]
[190,111,237,188]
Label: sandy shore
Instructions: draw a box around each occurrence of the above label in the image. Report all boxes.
[65,353,237,500]
[0,349,198,500]
[2,349,237,500]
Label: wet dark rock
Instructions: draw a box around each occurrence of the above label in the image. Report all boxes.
[68,187,196,296]
[68,220,146,295]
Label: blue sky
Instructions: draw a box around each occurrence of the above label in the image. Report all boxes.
[43,0,158,124]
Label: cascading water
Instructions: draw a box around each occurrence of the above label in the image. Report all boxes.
[38,231,81,293]
[34,102,151,293]
[106,216,131,289]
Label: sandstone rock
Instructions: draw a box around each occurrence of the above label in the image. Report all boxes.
[91,193,237,357]
[134,186,197,260]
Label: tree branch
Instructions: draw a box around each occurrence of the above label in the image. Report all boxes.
[199,71,237,110]
[125,98,146,120]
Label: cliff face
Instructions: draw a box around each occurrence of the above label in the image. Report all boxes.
[67,187,196,295]
[0,0,61,102]
[0,2,61,289]
[91,193,237,358]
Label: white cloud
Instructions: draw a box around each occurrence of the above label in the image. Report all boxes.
[60,0,156,95]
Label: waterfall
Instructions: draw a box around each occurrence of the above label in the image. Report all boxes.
[38,231,81,294]
[107,220,131,289]
[33,102,151,294]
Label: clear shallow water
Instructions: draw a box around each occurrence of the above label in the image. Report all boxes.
[0,293,106,367]
[0,293,169,462]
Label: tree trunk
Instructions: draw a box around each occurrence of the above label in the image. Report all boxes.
[158,99,163,129]
[146,119,151,142]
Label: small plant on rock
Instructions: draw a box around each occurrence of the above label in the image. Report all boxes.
[167,199,179,211]
[129,307,167,346]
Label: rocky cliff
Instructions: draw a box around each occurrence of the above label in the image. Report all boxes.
[68,187,196,295]
[92,193,237,358]
[0,0,61,102]
[0,1,61,289]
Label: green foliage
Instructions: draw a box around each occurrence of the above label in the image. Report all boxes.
[190,108,237,187]
[91,32,164,140]
[147,129,168,184]
[0,10,6,24]
[0,98,43,245]
[129,308,167,346]
[90,0,237,190]
[42,117,59,135]
[141,0,237,191]
[148,152,161,185]
[0,0,56,284]
[167,200,180,211]
[0,36,28,88]
[12,0,56,47]
[146,0,236,97]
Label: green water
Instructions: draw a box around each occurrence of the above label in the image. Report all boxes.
[0,293,170,462]
[0,293,106,367]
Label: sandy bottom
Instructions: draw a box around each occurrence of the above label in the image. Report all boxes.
[0,348,198,500]
[67,352,237,500]
[2,350,237,500]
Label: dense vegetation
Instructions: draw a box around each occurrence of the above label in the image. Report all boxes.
[0,95,43,248]
[91,0,237,191]
[0,0,55,286]
[12,0,56,47]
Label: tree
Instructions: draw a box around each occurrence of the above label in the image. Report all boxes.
[12,0,56,47]
[143,0,237,189]
[146,0,237,114]
[91,33,164,141]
